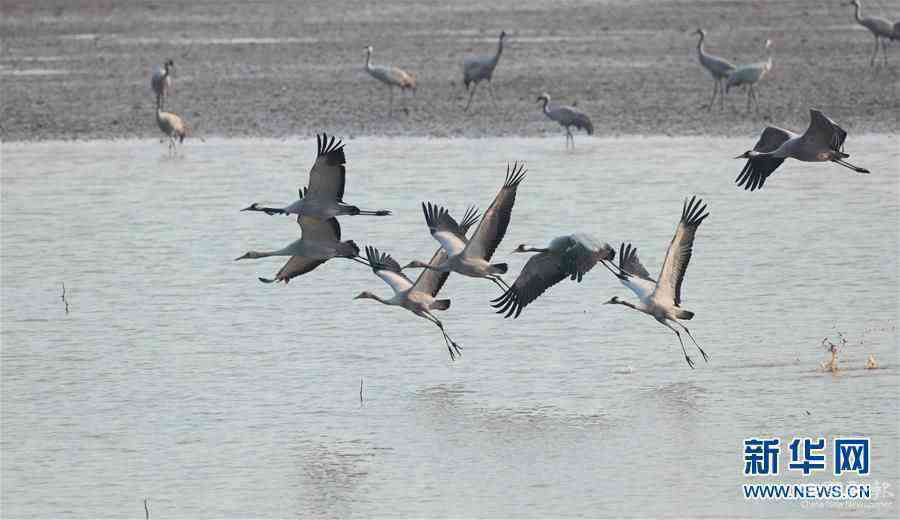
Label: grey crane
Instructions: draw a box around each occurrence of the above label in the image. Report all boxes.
[847,0,897,66]
[156,107,188,154]
[403,162,527,291]
[462,30,507,111]
[364,45,417,116]
[694,29,736,110]
[490,234,615,318]
[604,197,710,369]
[151,59,174,110]
[726,39,774,113]
[241,133,391,219]
[536,93,594,148]
[355,246,462,360]
[235,214,368,283]
[734,109,870,191]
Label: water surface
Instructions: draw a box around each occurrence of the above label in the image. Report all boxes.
[2,136,898,518]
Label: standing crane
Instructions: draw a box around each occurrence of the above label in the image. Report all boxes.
[734,109,870,191]
[726,39,774,113]
[355,246,462,360]
[693,29,736,110]
[536,93,594,148]
[364,46,417,116]
[156,107,188,154]
[490,234,615,318]
[604,197,710,369]
[241,133,392,219]
[151,59,174,110]
[235,214,368,283]
[847,0,897,66]
[403,162,527,291]
[462,30,507,111]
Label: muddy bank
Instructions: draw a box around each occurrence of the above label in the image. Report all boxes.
[1,0,898,142]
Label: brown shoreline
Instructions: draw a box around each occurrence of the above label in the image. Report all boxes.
[2,0,898,142]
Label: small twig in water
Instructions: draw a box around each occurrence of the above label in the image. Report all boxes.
[360,377,364,404]
[60,282,69,314]
[144,498,150,520]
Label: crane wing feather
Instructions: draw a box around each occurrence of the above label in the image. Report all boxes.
[463,162,526,261]
[422,202,469,256]
[298,215,341,243]
[490,252,569,319]
[259,257,327,284]
[364,246,413,293]
[307,133,347,201]
[411,247,452,297]
[651,196,708,306]
[735,126,792,191]
[803,109,847,152]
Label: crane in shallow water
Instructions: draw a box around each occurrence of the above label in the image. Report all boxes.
[156,107,188,154]
[604,197,710,369]
[364,45,417,116]
[734,109,870,191]
[536,93,594,148]
[463,30,507,111]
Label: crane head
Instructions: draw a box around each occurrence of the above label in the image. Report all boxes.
[365,45,373,54]
[512,244,528,253]
[693,28,704,37]
[500,30,507,39]
[846,0,859,6]
[536,93,550,103]
[164,59,175,74]
[353,291,376,301]
[734,150,753,159]
[603,296,620,305]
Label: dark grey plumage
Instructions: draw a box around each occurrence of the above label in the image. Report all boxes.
[537,93,593,148]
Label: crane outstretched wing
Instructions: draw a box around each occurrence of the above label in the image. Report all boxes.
[260,257,327,284]
[411,248,451,297]
[735,126,793,191]
[423,202,470,256]
[651,196,709,306]
[364,246,413,293]
[307,133,347,201]
[490,252,568,319]
[298,215,341,242]
[802,109,847,153]
[615,242,657,302]
[463,162,526,261]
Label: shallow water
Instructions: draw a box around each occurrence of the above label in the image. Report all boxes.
[2,136,898,518]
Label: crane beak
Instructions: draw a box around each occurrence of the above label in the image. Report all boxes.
[240,203,258,211]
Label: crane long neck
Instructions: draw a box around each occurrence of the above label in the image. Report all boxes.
[614,299,642,312]
[523,246,550,253]
[696,33,705,55]
[853,2,862,23]
[540,98,550,114]
[365,50,372,70]
[370,294,391,305]
[493,36,504,63]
